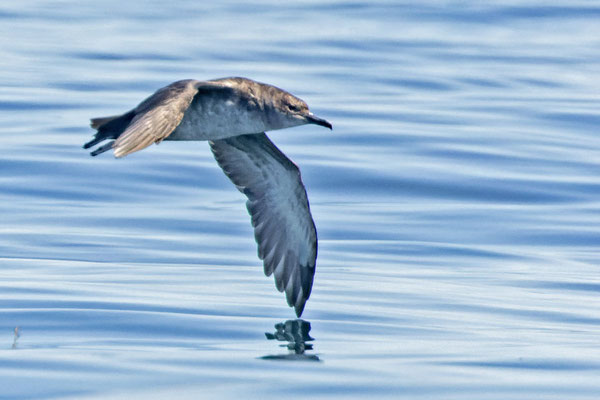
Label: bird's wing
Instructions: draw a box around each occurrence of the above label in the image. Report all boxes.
[210,133,317,317]
[112,79,202,158]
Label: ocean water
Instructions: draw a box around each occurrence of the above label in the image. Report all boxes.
[1,1,600,399]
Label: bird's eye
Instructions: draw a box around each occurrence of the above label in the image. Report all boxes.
[287,104,300,112]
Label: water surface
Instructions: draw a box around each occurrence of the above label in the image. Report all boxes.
[1,1,599,399]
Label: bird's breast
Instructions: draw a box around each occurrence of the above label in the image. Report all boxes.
[169,95,269,141]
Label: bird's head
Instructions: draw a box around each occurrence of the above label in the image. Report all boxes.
[221,77,332,132]
[275,93,333,130]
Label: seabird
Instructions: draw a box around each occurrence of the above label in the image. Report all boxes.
[83,77,332,316]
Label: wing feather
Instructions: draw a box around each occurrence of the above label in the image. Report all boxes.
[112,80,200,158]
[210,133,317,317]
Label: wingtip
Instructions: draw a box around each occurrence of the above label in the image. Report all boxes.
[294,295,307,317]
[294,303,305,317]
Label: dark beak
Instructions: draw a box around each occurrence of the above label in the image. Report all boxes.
[305,113,332,130]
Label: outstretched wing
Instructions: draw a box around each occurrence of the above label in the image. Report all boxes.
[111,79,201,158]
[210,133,317,317]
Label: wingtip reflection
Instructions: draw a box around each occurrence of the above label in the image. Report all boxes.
[261,319,320,362]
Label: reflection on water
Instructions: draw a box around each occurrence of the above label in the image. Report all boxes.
[11,326,20,349]
[262,320,320,362]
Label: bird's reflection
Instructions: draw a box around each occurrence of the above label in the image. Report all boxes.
[261,319,320,361]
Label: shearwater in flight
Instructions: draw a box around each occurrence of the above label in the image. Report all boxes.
[83,77,332,316]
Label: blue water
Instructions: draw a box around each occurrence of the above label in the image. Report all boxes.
[1,1,600,399]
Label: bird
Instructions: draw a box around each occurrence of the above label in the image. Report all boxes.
[83,77,332,317]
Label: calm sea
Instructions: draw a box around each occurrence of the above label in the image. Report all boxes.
[1,1,599,399]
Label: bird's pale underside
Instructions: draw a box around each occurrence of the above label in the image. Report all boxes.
[83,77,332,316]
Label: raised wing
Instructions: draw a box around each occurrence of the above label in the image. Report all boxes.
[111,79,201,158]
[210,133,317,317]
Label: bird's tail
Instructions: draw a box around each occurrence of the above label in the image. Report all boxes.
[83,110,135,156]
